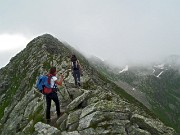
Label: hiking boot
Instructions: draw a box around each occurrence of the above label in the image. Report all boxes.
[78,82,81,87]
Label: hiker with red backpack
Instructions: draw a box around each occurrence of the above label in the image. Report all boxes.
[70,54,83,87]
[45,67,64,124]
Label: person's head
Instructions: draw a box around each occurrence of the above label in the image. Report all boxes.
[49,67,56,76]
[71,54,77,62]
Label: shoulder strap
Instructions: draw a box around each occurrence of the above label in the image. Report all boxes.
[47,74,53,85]
[76,60,78,68]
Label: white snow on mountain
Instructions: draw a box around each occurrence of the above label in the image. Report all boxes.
[119,65,128,74]
[132,88,136,91]
[157,71,164,78]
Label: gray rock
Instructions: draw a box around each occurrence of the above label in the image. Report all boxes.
[130,114,175,135]
[97,119,130,127]
[61,131,80,135]
[67,122,79,132]
[22,120,34,134]
[66,90,90,112]
[56,113,68,126]
[79,128,96,135]
[80,100,130,119]
[66,109,82,131]
[67,88,84,99]
[127,125,151,135]
[24,97,43,118]
[60,119,67,131]
[34,122,60,135]
[78,111,105,130]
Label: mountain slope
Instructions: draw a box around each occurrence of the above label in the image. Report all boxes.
[0,34,176,135]
[88,57,180,134]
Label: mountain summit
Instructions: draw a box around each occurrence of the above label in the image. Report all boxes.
[0,34,176,135]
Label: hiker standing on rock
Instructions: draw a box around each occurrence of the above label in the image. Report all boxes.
[46,67,64,124]
[70,54,83,87]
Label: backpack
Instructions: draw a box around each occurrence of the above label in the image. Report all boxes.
[72,60,79,70]
[36,74,53,94]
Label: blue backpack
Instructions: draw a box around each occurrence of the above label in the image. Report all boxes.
[36,74,52,94]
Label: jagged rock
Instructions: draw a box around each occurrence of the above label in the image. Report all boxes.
[78,111,105,130]
[79,128,97,135]
[87,96,99,105]
[127,124,151,135]
[67,88,84,99]
[61,131,80,135]
[98,119,130,127]
[56,113,68,127]
[1,90,37,135]
[66,90,91,112]
[98,126,127,135]
[24,97,43,118]
[66,109,82,131]
[67,122,79,132]
[130,114,175,135]
[80,100,130,119]
[22,120,34,134]
[60,119,67,131]
[34,122,60,135]
[0,94,5,103]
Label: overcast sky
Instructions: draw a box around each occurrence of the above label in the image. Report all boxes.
[0,0,180,68]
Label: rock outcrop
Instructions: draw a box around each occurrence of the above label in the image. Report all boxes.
[0,34,176,135]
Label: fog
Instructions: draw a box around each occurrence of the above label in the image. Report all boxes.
[0,0,180,68]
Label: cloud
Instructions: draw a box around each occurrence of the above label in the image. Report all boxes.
[0,34,30,68]
[0,0,180,67]
[0,34,29,51]
[0,50,20,68]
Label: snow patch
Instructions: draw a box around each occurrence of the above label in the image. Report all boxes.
[157,71,164,78]
[119,65,128,73]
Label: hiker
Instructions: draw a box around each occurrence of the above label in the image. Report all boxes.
[70,54,82,87]
[46,67,64,124]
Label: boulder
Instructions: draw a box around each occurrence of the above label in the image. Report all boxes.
[130,114,175,135]
[34,122,60,135]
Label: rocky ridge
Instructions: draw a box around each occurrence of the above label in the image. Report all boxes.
[0,34,176,135]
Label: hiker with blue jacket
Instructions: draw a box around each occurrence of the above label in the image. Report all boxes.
[70,54,82,87]
[46,67,64,124]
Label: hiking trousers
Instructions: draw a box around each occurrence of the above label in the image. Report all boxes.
[46,92,60,119]
[73,69,80,86]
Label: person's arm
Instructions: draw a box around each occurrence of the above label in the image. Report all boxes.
[69,62,72,71]
[55,74,64,86]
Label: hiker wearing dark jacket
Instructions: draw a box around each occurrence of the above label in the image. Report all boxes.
[70,54,82,87]
[46,67,64,124]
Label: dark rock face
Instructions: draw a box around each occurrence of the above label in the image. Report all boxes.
[0,34,176,135]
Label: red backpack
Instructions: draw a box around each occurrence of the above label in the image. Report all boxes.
[42,74,53,94]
